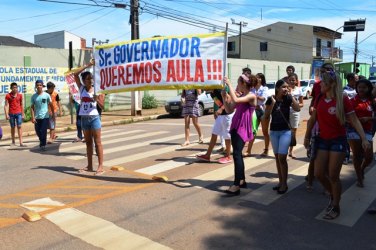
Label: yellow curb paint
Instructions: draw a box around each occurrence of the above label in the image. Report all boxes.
[152,176,169,182]
[0,218,24,229]
[22,211,41,222]
[17,193,95,199]
[111,166,125,171]
[0,203,20,208]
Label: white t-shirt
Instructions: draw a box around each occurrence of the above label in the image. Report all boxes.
[79,86,99,116]
[290,87,302,113]
[343,85,356,100]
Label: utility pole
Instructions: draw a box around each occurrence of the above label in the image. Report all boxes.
[130,0,142,116]
[343,19,366,73]
[353,31,359,73]
[69,41,74,124]
[231,19,248,58]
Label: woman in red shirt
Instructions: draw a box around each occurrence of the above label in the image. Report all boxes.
[347,79,374,188]
[304,70,369,220]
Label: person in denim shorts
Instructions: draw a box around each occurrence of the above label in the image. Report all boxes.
[347,79,374,188]
[264,79,300,195]
[304,70,370,220]
[4,82,25,146]
[74,59,104,176]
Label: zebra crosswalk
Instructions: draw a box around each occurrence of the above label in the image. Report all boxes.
[3,125,376,228]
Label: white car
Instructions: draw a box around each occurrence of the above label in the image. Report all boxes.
[299,79,315,99]
[266,81,276,96]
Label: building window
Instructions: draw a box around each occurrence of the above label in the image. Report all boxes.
[228,41,235,52]
[260,42,268,51]
[316,38,322,57]
[327,41,332,48]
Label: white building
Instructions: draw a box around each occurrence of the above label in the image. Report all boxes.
[228,22,342,64]
[34,30,86,49]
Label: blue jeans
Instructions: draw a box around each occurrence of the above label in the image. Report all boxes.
[270,130,291,155]
[9,113,22,128]
[230,130,246,186]
[35,118,49,147]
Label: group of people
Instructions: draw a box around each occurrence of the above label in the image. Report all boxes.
[3,80,62,150]
[2,61,376,218]
[189,64,375,220]
[2,59,104,176]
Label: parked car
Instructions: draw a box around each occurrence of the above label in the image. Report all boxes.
[369,76,376,85]
[266,81,276,96]
[299,79,315,99]
[165,90,214,117]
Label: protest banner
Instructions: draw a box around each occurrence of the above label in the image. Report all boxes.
[94,32,226,93]
[64,70,80,103]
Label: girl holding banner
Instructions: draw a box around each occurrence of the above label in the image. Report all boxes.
[74,59,105,176]
[222,75,257,195]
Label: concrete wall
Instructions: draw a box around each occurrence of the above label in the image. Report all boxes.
[228,22,314,64]
[34,31,82,49]
[226,58,311,83]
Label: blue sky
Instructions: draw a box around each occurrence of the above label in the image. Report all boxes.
[1,0,376,64]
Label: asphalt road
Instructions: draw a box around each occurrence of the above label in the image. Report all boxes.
[1,99,376,250]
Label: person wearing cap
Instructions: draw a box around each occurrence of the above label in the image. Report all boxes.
[73,59,104,176]
[31,80,53,151]
[46,81,63,144]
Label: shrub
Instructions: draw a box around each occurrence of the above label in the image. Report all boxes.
[142,93,158,109]
[24,106,32,122]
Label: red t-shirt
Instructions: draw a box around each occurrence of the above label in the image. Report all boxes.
[311,80,321,102]
[315,95,354,139]
[5,93,22,114]
[350,95,373,133]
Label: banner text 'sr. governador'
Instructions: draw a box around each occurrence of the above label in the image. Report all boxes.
[99,37,201,67]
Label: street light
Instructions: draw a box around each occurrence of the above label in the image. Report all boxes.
[358,32,376,45]
[231,19,248,58]
[92,38,110,47]
[331,25,343,63]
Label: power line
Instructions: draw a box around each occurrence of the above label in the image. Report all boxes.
[156,1,376,13]
[0,7,87,23]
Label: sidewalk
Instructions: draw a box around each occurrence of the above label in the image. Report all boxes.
[0,106,168,141]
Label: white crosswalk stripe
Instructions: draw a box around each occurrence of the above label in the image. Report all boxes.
[315,163,376,227]
[8,126,376,228]
[66,133,193,161]
[60,130,166,154]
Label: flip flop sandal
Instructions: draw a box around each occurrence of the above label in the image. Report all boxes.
[94,170,105,176]
[181,142,190,147]
[323,208,340,220]
[78,167,93,173]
